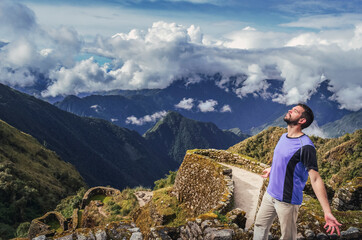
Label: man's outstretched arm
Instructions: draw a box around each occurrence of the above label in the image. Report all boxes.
[309,169,342,235]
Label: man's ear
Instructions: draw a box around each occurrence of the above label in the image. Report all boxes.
[299,118,307,125]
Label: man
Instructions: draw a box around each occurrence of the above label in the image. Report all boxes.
[253,103,341,240]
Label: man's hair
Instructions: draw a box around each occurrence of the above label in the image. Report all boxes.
[297,103,314,129]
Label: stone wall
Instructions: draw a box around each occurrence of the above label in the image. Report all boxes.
[80,186,121,209]
[173,151,234,217]
[192,149,269,174]
[28,211,66,239]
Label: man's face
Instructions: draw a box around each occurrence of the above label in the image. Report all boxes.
[284,105,305,126]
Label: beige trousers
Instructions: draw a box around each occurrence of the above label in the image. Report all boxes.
[253,192,300,240]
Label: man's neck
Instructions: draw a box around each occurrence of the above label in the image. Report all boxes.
[287,124,304,138]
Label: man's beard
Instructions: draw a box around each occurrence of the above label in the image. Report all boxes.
[284,114,300,125]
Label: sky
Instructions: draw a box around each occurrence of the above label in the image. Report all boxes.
[0,0,361,111]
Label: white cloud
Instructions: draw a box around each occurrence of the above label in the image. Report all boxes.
[223,27,290,49]
[280,14,362,29]
[90,104,104,113]
[234,64,268,97]
[198,99,218,112]
[303,121,326,138]
[221,104,232,113]
[0,0,361,112]
[0,0,37,37]
[175,98,195,110]
[330,86,362,111]
[42,58,112,97]
[125,111,168,125]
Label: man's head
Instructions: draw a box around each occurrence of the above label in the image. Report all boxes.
[284,103,314,129]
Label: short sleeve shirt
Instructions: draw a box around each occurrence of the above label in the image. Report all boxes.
[267,133,318,205]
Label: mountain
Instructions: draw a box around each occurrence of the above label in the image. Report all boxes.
[228,126,361,188]
[0,120,86,239]
[143,111,246,162]
[250,108,362,138]
[0,83,177,190]
[321,110,362,138]
[54,77,352,135]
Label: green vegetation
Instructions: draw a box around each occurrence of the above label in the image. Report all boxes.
[154,171,177,190]
[110,188,139,217]
[213,211,229,224]
[15,222,30,238]
[46,219,62,233]
[310,129,361,188]
[135,186,189,235]
[298,194,362,233]
[228,126,286,165]
[55,188,87,218]
[0,120,86,239]
[90,194,112,204]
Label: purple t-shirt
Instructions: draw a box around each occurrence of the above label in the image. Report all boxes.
[267,133,318,205]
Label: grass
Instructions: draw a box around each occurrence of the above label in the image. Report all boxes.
[298,194,362,233]
[152,187,189,227]
[77,210,83,228]
[89,194,112,204]
[46,219,62,234]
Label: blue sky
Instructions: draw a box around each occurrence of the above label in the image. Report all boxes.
[18,0,362,37]
[1,0,362,111]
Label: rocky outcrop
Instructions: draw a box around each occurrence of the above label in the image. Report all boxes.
[332,182,361,211]
[31,222,143,240]
[148,214,249,240]
[173,151,234,216]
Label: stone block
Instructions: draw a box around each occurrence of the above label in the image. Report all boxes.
[130,232,143,240]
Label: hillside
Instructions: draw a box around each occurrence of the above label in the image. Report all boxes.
[0,120,86,239]
[321,110,362,138]
[228,127,362,188]
[0,83,177,190]
[143,111,245,162]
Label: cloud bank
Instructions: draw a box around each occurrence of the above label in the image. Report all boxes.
[126,111,168,125]
[198,99,218,112]
[175,98,195,110]
[0,1,361,111]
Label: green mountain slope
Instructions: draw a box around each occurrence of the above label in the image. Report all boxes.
[0,120,86,239]
[144,111,245,163]
[0,83,177,190]
[228,127,361,188]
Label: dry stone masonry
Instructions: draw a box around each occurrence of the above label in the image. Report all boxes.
[173,151,234,216]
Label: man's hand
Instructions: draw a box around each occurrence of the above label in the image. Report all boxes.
[324,212,342,235]
[261,167,271,178]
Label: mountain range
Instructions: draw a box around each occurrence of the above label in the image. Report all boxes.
[0,83,176,190]
[54,77,357,136]
[143,111,246,163]
[0,83,245,188]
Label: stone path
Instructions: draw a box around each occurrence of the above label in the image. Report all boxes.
[134,191,153,207]
[220,163,264,229]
